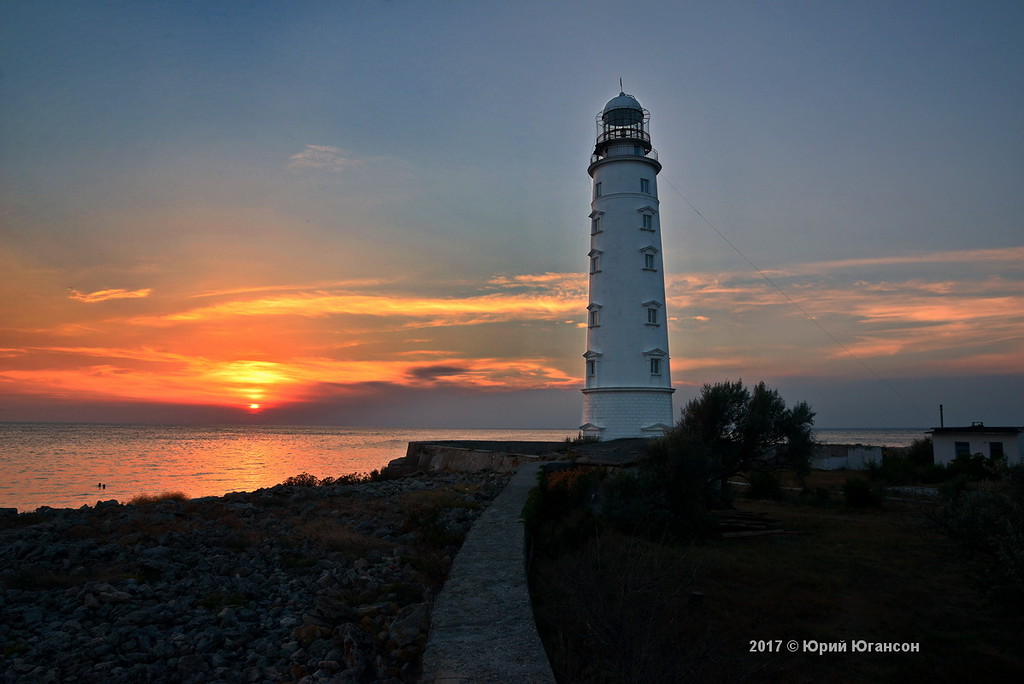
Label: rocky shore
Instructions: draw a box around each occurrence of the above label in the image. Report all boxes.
[0,469,512,683]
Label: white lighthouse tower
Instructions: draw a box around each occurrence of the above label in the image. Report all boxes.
[581,91,675,440]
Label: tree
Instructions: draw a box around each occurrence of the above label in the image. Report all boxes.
[665,379,816,482]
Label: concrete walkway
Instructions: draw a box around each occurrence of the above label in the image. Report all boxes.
[422,461,555,684]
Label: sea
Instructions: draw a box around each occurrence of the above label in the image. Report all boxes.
[0,423,928,513]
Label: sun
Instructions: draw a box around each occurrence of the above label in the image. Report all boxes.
[248,403,261,411]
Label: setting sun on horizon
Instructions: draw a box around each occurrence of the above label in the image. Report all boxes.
[2,2,1023,428]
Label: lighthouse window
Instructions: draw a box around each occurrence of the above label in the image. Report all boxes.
[594,182,602,198]
[647,307,659,325]
[590,254,601,273]
[591,216,602,234]
[642,214,653,231]
[586,360,596,377]
[649,358,662,375]
[644,253,656,270]
[589,309,600,327]
[640,178,650,193]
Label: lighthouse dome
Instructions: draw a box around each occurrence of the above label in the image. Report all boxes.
[602,92,644,126]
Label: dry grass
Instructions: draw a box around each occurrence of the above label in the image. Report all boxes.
[530,472,1024,683]
[127,491,189,506]
[290,519,391,556]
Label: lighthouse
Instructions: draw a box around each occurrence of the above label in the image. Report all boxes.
[581,91,675,440]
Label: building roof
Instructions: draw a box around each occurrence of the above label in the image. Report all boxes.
[929,424,1023,435]
[603,91,642,114]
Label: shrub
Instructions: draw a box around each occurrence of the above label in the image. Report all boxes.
[938,474,971,502]
[605,439,722,541]
[745,470,784,500]
[843,476,882,508]
[799,486,833,505]
[522,466,599,536]
[670,379,816,480]
[947,452,1006,481]
[868,441,947,485]
[281,471,380,487]
[906,436,934,466]
[128,491,189,506]
[601,469,671,534]
[930,473,1024,607]
[282,472,321,487]
[563,432,600,446]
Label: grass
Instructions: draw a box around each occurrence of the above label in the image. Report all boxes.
[127,491,189,506]
[529,471,1024,683]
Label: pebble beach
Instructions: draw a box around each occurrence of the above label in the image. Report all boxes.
[0,469,511,683]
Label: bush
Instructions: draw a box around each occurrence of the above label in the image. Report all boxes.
[948,453,1006,481]
[745,470,784,500]
[906,436,934,466]
[930,472,1024,607]
[938,474,971,502]
[601,469,671,534]
[522,466,598,536]
[128,491,189,506]
[281,471,381,487]
[868,440,947,485]
[799,486,833,505]
[843,476,882,508]
[671,379,816,479]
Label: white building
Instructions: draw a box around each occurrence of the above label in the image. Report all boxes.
[930,423,1024,466]
[580,92,675,440]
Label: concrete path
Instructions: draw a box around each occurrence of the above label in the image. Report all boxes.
[422,461,555,684]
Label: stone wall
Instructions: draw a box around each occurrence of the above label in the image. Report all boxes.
[385,442,556,476]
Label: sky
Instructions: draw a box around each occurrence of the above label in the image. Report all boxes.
[1,1,1022,429]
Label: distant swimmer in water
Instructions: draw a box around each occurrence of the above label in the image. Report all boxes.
[97,483,106,489]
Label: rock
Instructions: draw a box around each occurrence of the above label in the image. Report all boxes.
[0,469,510,682]
[390,602,429,648]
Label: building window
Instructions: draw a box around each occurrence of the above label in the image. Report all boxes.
[642,214,653,231]
[954,441,971,458]
[591,217,601,234]
[586,360,596,377]
[640,178,650,193]
[647,307,658,325]
[644,252,656,270]
[594,182,602,198]
[643,348,666,380]
[590,254,601,273]
[588,307,601,327]
[991,442,1005,460]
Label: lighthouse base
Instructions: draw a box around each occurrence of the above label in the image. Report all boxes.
[581,387,675,441]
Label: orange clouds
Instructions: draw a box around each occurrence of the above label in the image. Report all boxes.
[665,251,1024,378]
[134,283,584,329]
[2,245,1022,415]
[1,272,588,410]
[67,288,153,303]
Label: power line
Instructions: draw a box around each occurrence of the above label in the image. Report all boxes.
[661,176,924,419]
